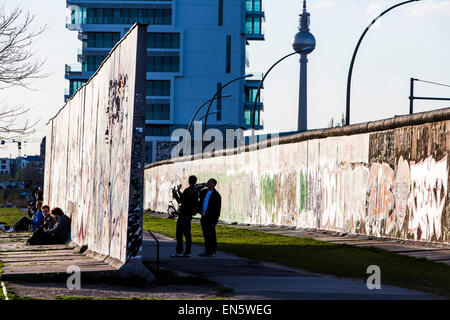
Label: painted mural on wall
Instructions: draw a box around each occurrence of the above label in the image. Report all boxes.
[44,25,146,264]
[145,120,450,245]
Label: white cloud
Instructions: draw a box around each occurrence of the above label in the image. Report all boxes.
[315,0,336,9]
[408,0,450,17]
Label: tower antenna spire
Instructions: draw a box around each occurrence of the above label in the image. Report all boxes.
[292,0,315,132]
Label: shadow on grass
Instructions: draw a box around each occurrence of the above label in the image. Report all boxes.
[215,242,450,299]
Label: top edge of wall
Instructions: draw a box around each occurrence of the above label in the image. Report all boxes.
[46,23,148,126]
[145,107,450,170]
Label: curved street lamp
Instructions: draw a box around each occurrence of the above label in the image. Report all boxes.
[186,94,232,136]
[345,0,420,126]
[250,46,315,130]
[203,74,254,134]
[183,94,231,154]
[250,52,297,130]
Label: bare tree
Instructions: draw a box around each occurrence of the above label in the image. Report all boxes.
[0,6,46,88]
[0,5,47,138]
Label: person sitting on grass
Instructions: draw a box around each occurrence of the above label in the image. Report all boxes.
[0,201,44,233]
[27,207,71,245]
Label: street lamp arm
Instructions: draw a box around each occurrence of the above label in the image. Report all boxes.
[345,0,420,126]
[197,111,219,122]
[187,94,232,135]
[203,74,253,132]
[251,51,299,130]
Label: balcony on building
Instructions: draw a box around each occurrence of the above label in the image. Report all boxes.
[65,63,93,80]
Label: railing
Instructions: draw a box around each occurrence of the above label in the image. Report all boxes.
[147,229,160,270]
[65,64,82,75]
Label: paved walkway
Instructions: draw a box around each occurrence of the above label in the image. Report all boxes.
[141,231,444,300]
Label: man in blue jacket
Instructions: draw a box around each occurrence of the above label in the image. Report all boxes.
[0,201,44,233]
[198,178,221,257]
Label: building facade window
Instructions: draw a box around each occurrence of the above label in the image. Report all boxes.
[146,80,171,96]
[245,87,260,103]
[245,17,262,35]
[147,56,179,72]
[84,32,121,48]
[218,0,224,26]
[82,55,107,72]
[146,125,170,136]
[146,104,170,120]
[69,80,86,95]
[216,83,222,121]
[147,33,180,49]
[246,0,262,12]
[72,7,172,25]
[226,35,231,73]
[244,110,260,126]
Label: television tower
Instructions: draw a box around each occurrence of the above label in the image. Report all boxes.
[292,0,316,131]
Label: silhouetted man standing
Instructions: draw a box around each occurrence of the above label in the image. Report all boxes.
[198,178,221,257]
[171,175,199,257]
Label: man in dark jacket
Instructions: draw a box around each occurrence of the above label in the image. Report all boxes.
[171,175,199,257]
[198,178,221,257]
[41,205,56,231]
[27,207,71,245]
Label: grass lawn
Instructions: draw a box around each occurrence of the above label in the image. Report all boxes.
[144,215,450,299]
[0,208,27,227]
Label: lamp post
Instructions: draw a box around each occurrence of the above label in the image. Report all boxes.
[250,52,297,131]
[203,74,254,135]
[186,94,232,136]
[251,0,315,132]
[345,0,420,126]
[184,94,231,155]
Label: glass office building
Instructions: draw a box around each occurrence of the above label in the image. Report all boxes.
[65,0,265,163]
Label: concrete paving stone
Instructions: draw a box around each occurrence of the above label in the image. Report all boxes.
[0,233,119,280]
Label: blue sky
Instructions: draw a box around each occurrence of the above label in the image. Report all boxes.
[1,0,450,156]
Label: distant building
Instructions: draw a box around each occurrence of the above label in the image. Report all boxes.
[9,155,44,180]
[0,181,26,190]
[0,158,12,176]
[65,0,265,163]
[40,137,46,161]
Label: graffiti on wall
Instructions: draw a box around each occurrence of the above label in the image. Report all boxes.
[364,155,448,241]
[408,156,448,242]
[366,163,395,237]
[144,122,450,245]
[44,25,146,264]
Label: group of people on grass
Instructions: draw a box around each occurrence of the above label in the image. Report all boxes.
[171,176,221,258]
[0,198,71,245]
